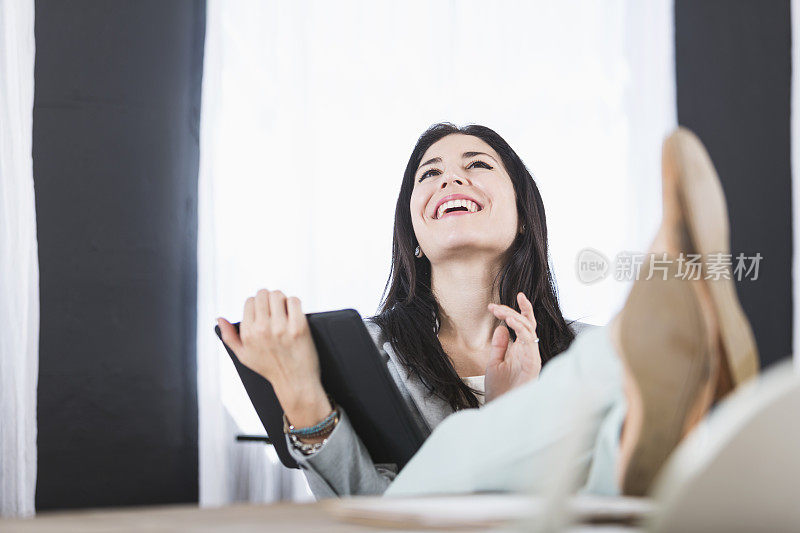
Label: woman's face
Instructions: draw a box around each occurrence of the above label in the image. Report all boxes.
[410,134,519,264]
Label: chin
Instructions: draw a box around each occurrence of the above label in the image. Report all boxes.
[430,237,514,259]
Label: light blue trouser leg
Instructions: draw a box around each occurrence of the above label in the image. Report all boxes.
[385,325,626,497]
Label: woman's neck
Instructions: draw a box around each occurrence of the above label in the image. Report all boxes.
[431,257,503,377]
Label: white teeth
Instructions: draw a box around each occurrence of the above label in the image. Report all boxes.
[436,199,481,219]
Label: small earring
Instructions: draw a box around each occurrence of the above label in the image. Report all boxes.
[520,223,526,234]
[414,245,423,258]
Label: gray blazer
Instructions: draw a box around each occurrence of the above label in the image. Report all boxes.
[286,318,596,499]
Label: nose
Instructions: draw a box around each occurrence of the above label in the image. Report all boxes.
[440,173,466,189]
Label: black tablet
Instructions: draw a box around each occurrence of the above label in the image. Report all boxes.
[214,308,427,469]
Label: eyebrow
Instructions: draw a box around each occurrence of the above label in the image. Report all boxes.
[417,151,498,171]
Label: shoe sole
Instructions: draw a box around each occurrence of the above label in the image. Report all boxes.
[619,258,715,496]
[662,127,759,390]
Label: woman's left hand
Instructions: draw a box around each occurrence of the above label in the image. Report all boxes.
[484,292,542,403]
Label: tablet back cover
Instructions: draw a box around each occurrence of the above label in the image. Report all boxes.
[309,309,426,468]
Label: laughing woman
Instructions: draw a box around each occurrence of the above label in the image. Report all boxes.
[217,122,591,498]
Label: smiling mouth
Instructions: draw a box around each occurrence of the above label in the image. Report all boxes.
[435,199,483,220]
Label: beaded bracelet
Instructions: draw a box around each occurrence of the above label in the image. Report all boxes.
[284,405,340,456]
[287,432,329,456]
[283,408,338,438]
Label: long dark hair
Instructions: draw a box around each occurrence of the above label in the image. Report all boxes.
[369,122,576,411]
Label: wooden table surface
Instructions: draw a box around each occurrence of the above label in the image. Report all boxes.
[2,502,374,533]
[0,497,645,532]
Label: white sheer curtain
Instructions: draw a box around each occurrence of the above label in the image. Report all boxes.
[198,0,676,505]
[0,0,38,518]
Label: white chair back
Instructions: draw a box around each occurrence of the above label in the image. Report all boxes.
[648,359,800,532]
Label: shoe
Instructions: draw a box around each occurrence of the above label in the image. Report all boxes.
[614,256,719,496]
[661,127,760,398]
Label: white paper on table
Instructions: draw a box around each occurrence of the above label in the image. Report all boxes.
[325,493,655,529]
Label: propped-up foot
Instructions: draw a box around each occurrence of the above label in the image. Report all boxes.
[612,257,719,496]
[610,126,751,496]
[661,127,760,398]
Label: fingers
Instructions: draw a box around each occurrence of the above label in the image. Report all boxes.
[285,296,308,338]
[244,296,256,324]
[488,325,510,365]
[255,289,271,321]
[505,314,537,343]
[240,289,298,341]
[488,302,535,338]
[242,296,256,339]
[488,293,540,345]
[217,317,243,353]
[269,290,288,333]
[517,292,538,331]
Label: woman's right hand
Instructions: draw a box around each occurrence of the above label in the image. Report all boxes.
[484,292,542,402]
[217,289,333,430]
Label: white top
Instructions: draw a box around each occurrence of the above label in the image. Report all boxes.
[461,375,486,405]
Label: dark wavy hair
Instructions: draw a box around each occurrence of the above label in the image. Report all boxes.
[368,122,576,411]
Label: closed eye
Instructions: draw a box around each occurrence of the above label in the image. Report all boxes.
[417,160,494,182]
[468,160,493,170]
[418,168,440,182]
